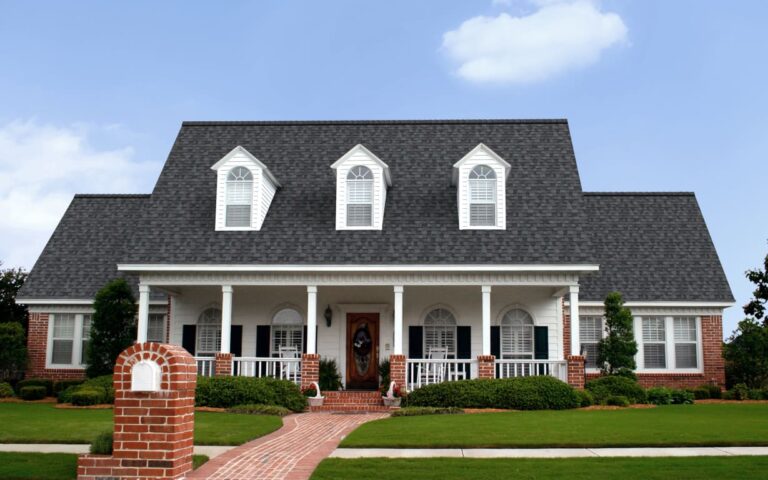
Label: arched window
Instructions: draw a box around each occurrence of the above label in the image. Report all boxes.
[424,308,457,357]
[226,166,253,227]
[272,308,303,356]
[197,308,222,356]
[501,308,534,359]
[468,165,496,227]
[346,166,373,227]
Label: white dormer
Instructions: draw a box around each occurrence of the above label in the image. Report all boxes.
[211,146,280,231]
[452,143,510,230]
[331,144,391,230]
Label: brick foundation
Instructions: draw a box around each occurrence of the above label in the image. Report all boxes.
[567,355,586,389]
[389,354,406,391]
[477,355,496,379]
[76,342,197,480]
[301,353,320,390]
[214,352,233,376]
[27,312,86,381]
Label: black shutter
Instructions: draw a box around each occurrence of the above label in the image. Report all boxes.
[457,326,472,359]
[256,325,271,357]
[534,326,549,360]
[230,325,243,357]
[491,326,501,358]
[408,326,423,359]
[302,326,308,354]
[182,325,196,356]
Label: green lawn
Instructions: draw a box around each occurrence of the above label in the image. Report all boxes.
[311,457,768,480]
[342,404,768,448]
[0,403,282,446]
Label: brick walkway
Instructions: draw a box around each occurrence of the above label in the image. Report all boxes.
[187,412,387,480]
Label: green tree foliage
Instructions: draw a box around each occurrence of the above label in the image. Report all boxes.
[85,279,137,378]
[724,318,768,389]
[744,245,768,323]
[597,292,638,376]
[0,263,28,329]
[0,322,28,381]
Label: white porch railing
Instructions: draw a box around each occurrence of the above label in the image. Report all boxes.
[233,357,302,385]
[195,357,215,377]
[495,359,568,382]
[406,359,477,392]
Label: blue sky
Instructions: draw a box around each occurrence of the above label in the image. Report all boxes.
[1,0,766,337]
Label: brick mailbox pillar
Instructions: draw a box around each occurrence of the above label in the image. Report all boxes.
[389,354,406,391]
[301,353,320,390]
[477,355,496,379]
[77,343,197,480]
[566,355,586,389]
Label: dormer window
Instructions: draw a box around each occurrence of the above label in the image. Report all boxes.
[226,167,253,227]
[469,165,497,227]
[346,166,374,227]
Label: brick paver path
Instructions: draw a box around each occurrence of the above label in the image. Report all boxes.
[187,412,387,480]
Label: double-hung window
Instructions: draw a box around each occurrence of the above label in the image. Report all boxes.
[580,316,603,369]
[346,166,373,227]
[272,308,304,356]
[226,166,253,227]
[673,317,698,369]
[49,313,91,368]
[468,165,497,227]
[500,309,534,359]
[423,308,457,357]
[147,313,166,343]
[642,316,667,369]
[197,308,222,357]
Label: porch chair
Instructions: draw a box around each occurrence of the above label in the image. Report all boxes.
[421,347,448,385]
[278,346,300,381]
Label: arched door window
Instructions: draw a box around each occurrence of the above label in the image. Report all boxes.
[501,309,534,359]
[423,308,457,357]
[197,308,222,356]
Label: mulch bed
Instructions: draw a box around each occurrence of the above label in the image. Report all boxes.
[55,403,113,409]
[581,403,656,410]
[0,397,57,404]
[195,406,228,412]
[696,399,768,404]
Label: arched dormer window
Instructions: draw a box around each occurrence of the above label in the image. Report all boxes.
[226,167,253,227]
[272,308,303,356]
[501,308,534,359]
[469,165,497,227]
[346,166,373,227]
[424,308,457,357]
[197,308,222,357]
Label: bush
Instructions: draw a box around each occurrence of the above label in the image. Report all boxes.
[58,375,114,404]
[0,322,28,382]
[700,384,722,399]
[196,376,306,411]
[606,395,630,407]
[646,387,673,405]
[576,389,594,407]
[90,431,113,455]
[732,383,750,400]
[722,390,735,400]
[0,381,14,398]
[391,407,464,417]
[227,404,292,416]
[71,387,107,406]
[407,377,580,410]
[19,385,46,400]
[54,379,85,394]
[748,389,765,400]
[319,358,342,392]
[86,278,137,378]
[379,359,390,387]
[690,387,710,400]
[16,378,53,396]
[670,389,695,405]
[586,376,646,404]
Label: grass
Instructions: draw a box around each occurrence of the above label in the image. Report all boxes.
[0,452,209,479]
[0,403,282,446]
[341,404,768,448]
[311,457,768,480]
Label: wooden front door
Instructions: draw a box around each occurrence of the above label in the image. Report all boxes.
[346,313,379,390]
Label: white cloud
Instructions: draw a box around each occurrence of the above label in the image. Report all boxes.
[442,0,628,84]
[0,120,156,269]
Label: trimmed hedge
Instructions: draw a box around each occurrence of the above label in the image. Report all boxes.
[227,404,293,417]
[586,376,646,405]
[406,377,580,410]
[58,375,114,405]
[71,387,108,406]
[576,389,594,407]
[20,385,46,400]
[0,381,14,398]
[196,376,306,411]
[16,379,53,397]
[606,395,630,407]
[647,387,673,405]
[53,379,85,394]
[391,407,464,417]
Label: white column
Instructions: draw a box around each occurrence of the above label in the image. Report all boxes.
[393,286,404,355]
[307,286,317,355]
[482,285,492,355]
[569,285,580,356]
[137,284,150,343]
[221,285,233,354]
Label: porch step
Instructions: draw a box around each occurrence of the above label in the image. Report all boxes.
[310,390,397,412]
[309,404,395,413]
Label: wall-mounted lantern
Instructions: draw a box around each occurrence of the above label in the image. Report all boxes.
[324,305,333,327]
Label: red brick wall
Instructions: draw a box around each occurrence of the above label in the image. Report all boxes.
[389,354,406,391]
[27,312,86,381]
[301,353,320,390]
[214,352,233,376]
[477,355,495,379]
[566,355,586,389]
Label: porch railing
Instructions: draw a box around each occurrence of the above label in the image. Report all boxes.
[233,356,302,385]
[495,359,568,382]
[406,358,477,392]
[195,357,215,377]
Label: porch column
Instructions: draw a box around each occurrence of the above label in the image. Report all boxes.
[569,285,580,356]
[307,286,317,355]
[393,285,404,355]
[482,285,492,355]
[137,284,150,343]
[221,285,233,354]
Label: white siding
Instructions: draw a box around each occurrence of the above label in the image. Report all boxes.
[213,148,277,231]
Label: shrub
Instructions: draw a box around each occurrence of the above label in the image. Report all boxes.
[606,395,630,407]
[576,389,594,407]
[391,407,464,417]
[319,358,342,392]
[748,389,765,400]
[195,376,306,411]
[227,404,292,416]
[670,389,695,405]
[732,383,750,400]
[90,431,113,455]
[71,387,107,406]
[54,379,85,394]
[86,278,137,378]
[58,376,113,404]
[379,359,390,387]
[722,390,735,400]
[16,378,53,396]
[0,381,14,398]
[700,384,722,399]
[407,377,580,410]
[690,387,710,400]
[20,385,46,400]
[586,376,646,404]
[0,322,28,382]
[646,387,673,405]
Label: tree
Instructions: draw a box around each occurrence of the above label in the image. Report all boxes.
[723,318,768,388]
[0,322,28,381]
[86,278,137,378]
[744,244,768,323]
[0,263,29,329]
[597,291,638,377]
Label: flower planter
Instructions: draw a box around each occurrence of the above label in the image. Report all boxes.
[382,396,401,407]
[308,396,324,407]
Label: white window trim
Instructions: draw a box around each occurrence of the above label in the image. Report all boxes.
[46,313,89,369]
[331,144,391,231]
[499,307,535,360]
[453,143,510,231]
[635,315,703,373]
